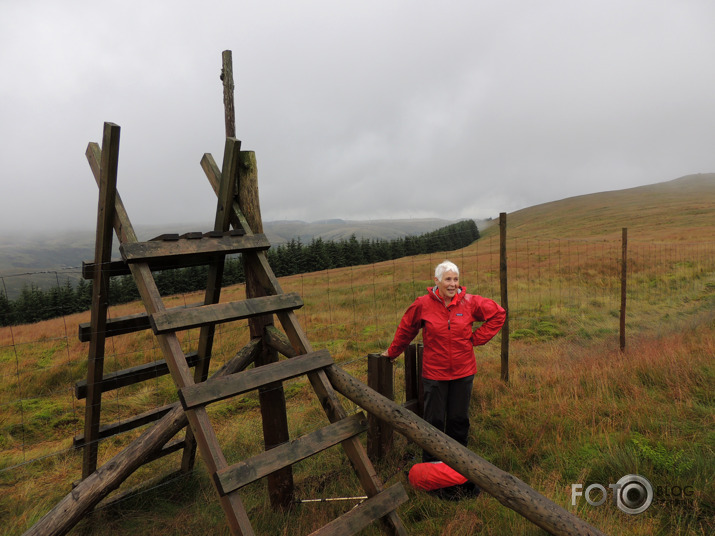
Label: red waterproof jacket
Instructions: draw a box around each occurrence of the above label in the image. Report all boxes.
[386,286,505,381]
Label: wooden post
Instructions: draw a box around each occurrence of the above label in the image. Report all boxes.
[403,344,420,416]
[239,150,294,508]
[499,212,509,383]
[82,122,120,478]
[367,353,393,459]
[324,365,607,536]
[620,227,628,351]
[222,50,236,138]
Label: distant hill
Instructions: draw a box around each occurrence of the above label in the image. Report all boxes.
[1,173,712,298]
[502,173,715,241]
[0,218,464,298]
[262,218,467,244]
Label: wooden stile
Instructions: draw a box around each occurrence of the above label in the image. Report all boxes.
[64,123,407,536]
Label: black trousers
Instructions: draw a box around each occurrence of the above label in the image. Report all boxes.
[421,375,474,462]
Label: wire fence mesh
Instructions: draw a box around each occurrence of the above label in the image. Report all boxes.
[1,235,713,484]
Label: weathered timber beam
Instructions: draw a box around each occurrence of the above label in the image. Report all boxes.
[308,483,409,536]
[74,352,201,399]
[179,350,332,410]
[73,403,177,448]
[215,412,367,495]
[150,292,303,334]
[264,327,604,536]
[324,365,607,536]
[119,234,270,263]
[78,303,203,342]
[22,338,261,536]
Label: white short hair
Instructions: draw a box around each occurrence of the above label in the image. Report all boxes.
[435,260,459,281]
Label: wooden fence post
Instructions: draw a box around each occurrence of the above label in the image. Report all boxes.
[499,212,509,383]
[620,227,628,351]
[367,353,393,459]
[403,344,422,417]
[239,150,294,508]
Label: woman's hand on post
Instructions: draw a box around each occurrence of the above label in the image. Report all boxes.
[381,350,396,363]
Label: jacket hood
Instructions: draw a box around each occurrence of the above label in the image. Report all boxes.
[428,285,467,306]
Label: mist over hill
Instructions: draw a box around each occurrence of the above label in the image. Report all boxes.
[1,172,712,298]
[0,218,468,297]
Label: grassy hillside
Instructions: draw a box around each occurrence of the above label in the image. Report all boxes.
[1,175,713,535]
[503,173,715,241]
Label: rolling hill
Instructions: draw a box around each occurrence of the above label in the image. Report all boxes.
[504,173,715,241]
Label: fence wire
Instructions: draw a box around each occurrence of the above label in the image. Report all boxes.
[1,236,713,487]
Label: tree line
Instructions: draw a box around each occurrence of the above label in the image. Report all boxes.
[0,220,480,326]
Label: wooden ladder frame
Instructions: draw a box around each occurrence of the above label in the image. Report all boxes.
[78,122,408,536]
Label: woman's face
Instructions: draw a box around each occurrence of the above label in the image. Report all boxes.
[434,270,459,301]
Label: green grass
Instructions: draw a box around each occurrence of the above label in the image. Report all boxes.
[1,177,714,535]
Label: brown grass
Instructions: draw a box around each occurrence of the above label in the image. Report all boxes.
[1,174,713,535]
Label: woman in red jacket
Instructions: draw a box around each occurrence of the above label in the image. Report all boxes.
[382,260,505,461]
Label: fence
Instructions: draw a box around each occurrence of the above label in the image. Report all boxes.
[1,230,713,496]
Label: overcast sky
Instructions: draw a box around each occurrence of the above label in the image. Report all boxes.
[1,0,714,235]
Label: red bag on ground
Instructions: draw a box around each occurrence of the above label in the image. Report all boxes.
[408,461,468,491]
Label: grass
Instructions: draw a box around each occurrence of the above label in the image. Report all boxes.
[1,176,714,535]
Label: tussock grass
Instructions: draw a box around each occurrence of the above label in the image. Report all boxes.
[1,178,714,535]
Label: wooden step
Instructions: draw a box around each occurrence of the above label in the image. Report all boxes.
[215,412,367,495]
[178,350,333,410]
[74,352,201,399]
[78,303,202,341]
[73,403,177,448]
[120,233,270,264]
[150,292,303,334]
[307,484,409,536]
[82,232,268,278]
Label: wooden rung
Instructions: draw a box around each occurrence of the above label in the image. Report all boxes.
[81,259,130,279]
[74,352,201,399]
[150,292,303,334]
[145,437,187,464]
[73,403,177,448]
[179,350,333,410]
[307,484,409,536]
[120,233,270,263]
[215,412,367,495]
[78,302,202,341]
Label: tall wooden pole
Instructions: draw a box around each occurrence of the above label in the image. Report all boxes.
[239,149,295,507]
[222,50,236,138]
[220,50,293,507]
[499,212,509,382]
[620,227,628,351]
